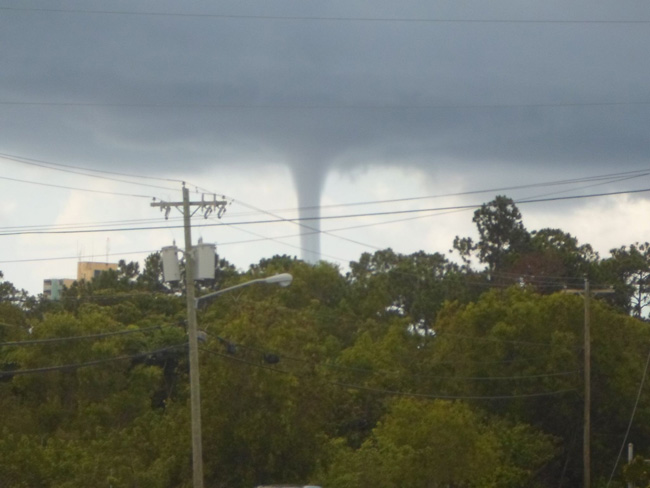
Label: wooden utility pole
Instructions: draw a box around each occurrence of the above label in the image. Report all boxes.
[151,185,227,488]
[563,280,613,488]
[584,277,591,488]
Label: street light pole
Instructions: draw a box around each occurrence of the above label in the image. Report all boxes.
[152,186,292,488]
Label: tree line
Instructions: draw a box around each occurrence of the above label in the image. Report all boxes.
[1,195,650,487]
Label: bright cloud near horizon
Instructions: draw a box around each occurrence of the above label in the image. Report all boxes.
[1,0,650,295]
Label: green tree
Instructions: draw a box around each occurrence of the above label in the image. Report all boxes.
[428,286,650,486]
[454,195,531,273]
[323,398,556,488]
[347,249,470,336]
[504,228,598,293]
[601,242,650,318]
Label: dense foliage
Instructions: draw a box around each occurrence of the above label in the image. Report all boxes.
[1,196,650,487]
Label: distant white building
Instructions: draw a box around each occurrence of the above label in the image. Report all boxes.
[43,261,119,300]
[43,278,75,300]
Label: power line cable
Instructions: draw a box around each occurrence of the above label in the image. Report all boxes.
[207,214,351,263]
[0,152,183,184]
[266,168,650,214]
[1,154,178,192]
[0,175,155,199]
[0,325,165,347]
[0,343,188,378]
[207,334,580,381]
[606,348,650,487]
[7,186,636,236]
[1,166,644,233]
[0,217,184,233]
[4,99,650,111]
[1,6,649,24]
[0,249,158,264]
[200,346,577,400]
[204,188,383,254]
[207,168,650,260]
[516,173,650,203]
[303,172,650,263]
[432,331,582,349]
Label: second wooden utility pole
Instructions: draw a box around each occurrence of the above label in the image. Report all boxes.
[584,277,591,488]
[564,279,613,488]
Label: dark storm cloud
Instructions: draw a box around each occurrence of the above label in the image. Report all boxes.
[3,1,648,163]
[2,1,650,255]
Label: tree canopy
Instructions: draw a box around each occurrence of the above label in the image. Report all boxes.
[1,195,649,487]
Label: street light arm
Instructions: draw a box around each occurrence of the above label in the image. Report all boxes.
[195,273,293,309]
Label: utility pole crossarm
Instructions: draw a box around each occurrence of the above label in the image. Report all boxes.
[150,185,291,488]
[151,194,229,220]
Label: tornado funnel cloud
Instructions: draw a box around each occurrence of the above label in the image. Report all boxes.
[291,162,325,264]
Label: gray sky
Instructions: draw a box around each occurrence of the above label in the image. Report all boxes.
[2,1,650,294]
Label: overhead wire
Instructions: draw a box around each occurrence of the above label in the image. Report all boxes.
[200,346,577,400]
[0,343,188,378]
[206,333,580,381]
[201,168,650,262]
[0,6,647,24]
[4,185,638,235]
[307,170,650,262]
[203,187,383,255]
[0,153,179,192]
[0,175,155,199]
[4,99,650,111]
[0,6,648,25]
[0,152,183,184]
[1,184,648,236]
[262,168,650,215]
[206,213,351,263]
[0,217,184,234]
[1,163,645,233]
[606,347,650,487]
[0,325,165,347]
[0,166,644,294]
[431,331,582,349]
[0,249,158,264]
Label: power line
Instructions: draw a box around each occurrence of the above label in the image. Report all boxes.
[0,217,183,233]
[1,153,179,192]
[0,175,155,199]
[203,187,383,254]
[0,152,183,184]
[208,214,351,263]
[3,99,650,111]
[201,346,577,400]
[0,325,164,347]
[3,186,649,236]
[0,343,188,378]
[208,334,580,381]
[1,165,645,233]
[1,6,649,24]
[265,168,650,213]
[0,249,158,264]
[207,170,646,255]
[606,347,650,487]
[432,331,582,349]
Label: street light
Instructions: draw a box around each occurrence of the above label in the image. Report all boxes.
[188,272,293,488]
[195,273,293,309]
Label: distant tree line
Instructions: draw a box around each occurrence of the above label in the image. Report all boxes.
[1,195,649,487]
